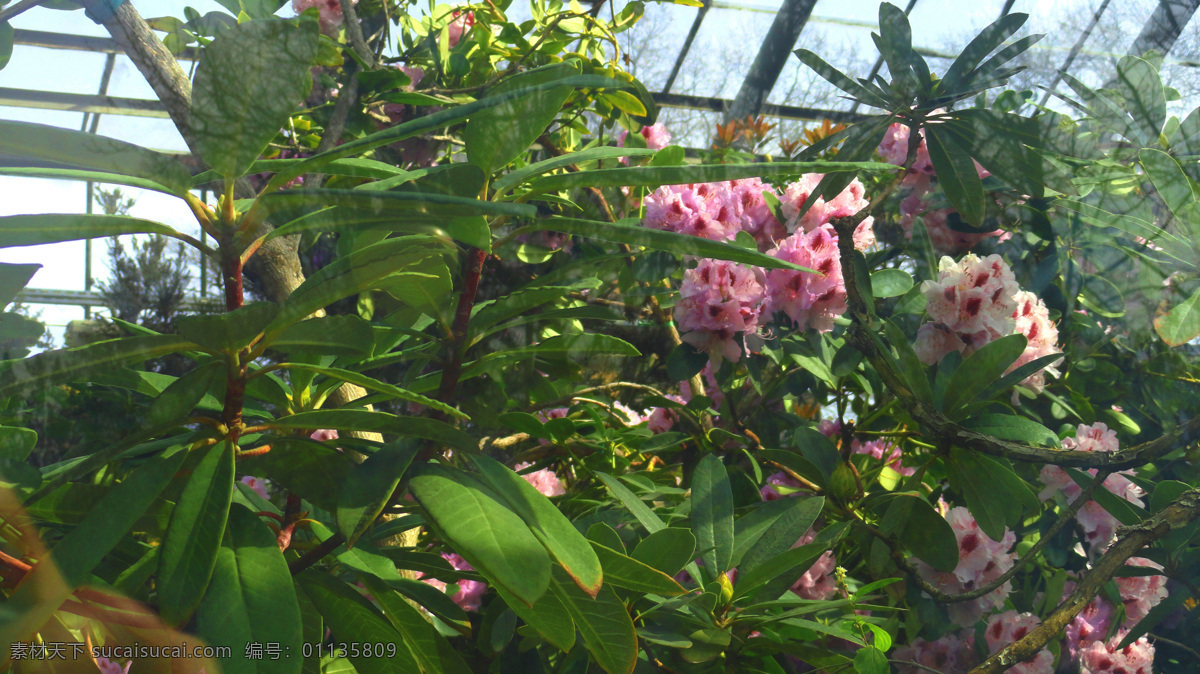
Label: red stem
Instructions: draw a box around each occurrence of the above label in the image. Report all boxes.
[435,248,488,413]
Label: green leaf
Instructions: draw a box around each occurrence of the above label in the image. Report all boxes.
[943,111,1046,198]
[465,62,579,174]
[0,262,39,306]
[883,320,933,405]
[942,334,1027,417]
[190,18,318,178]
[631,528,696,577]
[793,49,891,109]
[467,454,603,596]
[297,572,419,674]
[270,410,476,453]
[177,303,279,355]
[281,364,465,420]
[363,582,473,674]
[410,463,551,606]
[337,443,417,548]
[0,166,185,197]
[1140,148,1200,244]
[260,190,533,245]
[875,3,916,95]
[193,157,410,187]
[791,427,840,485]
[854,646,889,674]
[263,237,452,338]
[666,342,709,382]
[925,124,986,227]
[267,208,489,251]
[548,565,638,674]
[195,505,302,674]
[537,217,811,272]
[147,361,221,428]
[528,160,895,193]
[0,334,197,400]
[947,449,1038,541]
[493,584,577,652]
[962,413,1061,447]
[731,542,826,600]
[589,542,686,596]
[0,120,190,195]
[881,494,959,572]
[1059,71,1149,146]
[50,447,187,587]
[940,13,1027,94]
[0,20,13,70]
[264,75,630,193]
[270,314,375,357]
[596,471,666,533]
[0,214,184,248]
[159,442,235,626]
[1112,56,1167,145]
[734,496,824,575]
[0,426,36,462]
[691,454,735,575]
[869,269,913,298]
[240,438,354,512]
[1067,469,1147,526]
[493,146,658,195]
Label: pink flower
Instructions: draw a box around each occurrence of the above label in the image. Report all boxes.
[894,632,976,673]
[418,553,487,612]
[760,471,805,501]
[310,428,339,443]
[1078,631,1155,674]
[446,10,475,48]
[878,122,934,176]
[514,461,566,497]
[1065,596,1115,660]
[1116,557,1168,626]
[778,175,874,249]
[724,177,786,249]
[1038,423,1144,552]
[648,394,685,433]
[612,401,649,426]
[790,527,837,600]
[853,438,913,476]
[674,258,765,363]
[239,475,270,501]
[1009,290,1062,393]
[619,123,672,157]
[293,0,350,33]
[914,507,1016,627]
[984,611,1053,673]
[762,226,847,333]
[921,253,1019,338]
[398,64,425,89]
[644,182,740,242]
[93,657,132,674]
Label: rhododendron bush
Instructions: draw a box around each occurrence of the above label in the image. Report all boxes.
[2,2,1200,673]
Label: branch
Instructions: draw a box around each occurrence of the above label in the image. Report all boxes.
[339,0,377,68]
[289,532,347,575]
[969,488,1200,673]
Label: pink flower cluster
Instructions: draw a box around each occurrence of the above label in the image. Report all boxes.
[649,176,876,362]
[894,632,976,673]
[419,552,487,612]
[514,461,566,497]
[674,258,765,363]
[447,10,475,48]
[1038,423,1144,551]
[1079,632,1155,674]
[984,611,1054,673]
[914,506,1016,627]
[915,253,1061,394]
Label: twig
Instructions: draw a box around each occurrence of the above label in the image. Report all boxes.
[289,532,347,575]
[339,0,377,68]
[0,0,45,22]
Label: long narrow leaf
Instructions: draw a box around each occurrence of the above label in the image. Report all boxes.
[0,214,184,248]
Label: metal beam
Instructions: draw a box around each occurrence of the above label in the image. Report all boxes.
[653,92,865,123]
[0,87,169,118]
[15,288,218,313]
[723,0,819,124]
[662,0,712,95]
[1126,0,1200,59]
[12,28,201,60]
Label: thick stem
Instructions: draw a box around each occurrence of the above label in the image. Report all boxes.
[435,248,488,413]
